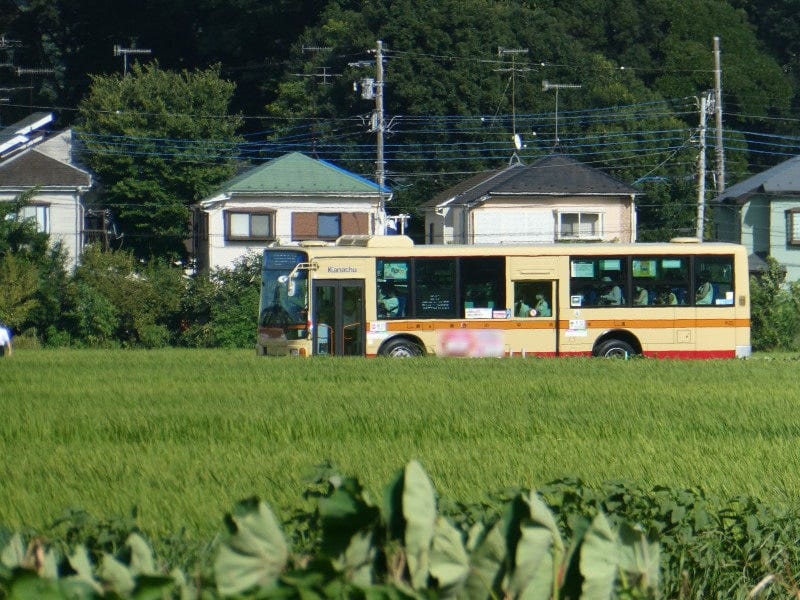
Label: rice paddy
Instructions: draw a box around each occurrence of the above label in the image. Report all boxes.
[2,349,799,539]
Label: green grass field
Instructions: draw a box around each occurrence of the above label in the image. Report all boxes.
[2,349,800,540]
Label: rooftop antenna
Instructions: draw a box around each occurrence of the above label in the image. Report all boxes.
[541,80,581,148]
[497,47,529,155]
[113,45,152,75]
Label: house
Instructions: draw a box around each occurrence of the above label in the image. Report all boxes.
[0,116,92,270]
[713,155,800,281]
[423,154,640,245]
[193,152,391,271]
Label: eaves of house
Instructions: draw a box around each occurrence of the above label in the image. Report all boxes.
[200,152,390,208]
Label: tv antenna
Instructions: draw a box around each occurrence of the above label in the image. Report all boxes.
[497,47,529,152]
[542,80,581,147]
[113,45,152,75]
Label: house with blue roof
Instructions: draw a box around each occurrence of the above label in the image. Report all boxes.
[713,155,800,281]
[193,152,390,271]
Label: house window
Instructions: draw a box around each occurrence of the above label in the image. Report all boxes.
[317,213,341,239]
[19,204,49,233]
[788,208,800,246]
[558,212,601,240]
[224,211,274,241]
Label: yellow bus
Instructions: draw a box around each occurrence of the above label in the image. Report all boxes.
[257,235,751,359]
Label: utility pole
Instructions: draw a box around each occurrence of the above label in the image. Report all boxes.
[375,40,385,206]
[696,91,713,241]
[113,45,152,75]
[713,36,725,194]
[351,41,389,233]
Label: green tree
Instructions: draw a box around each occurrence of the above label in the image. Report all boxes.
[76,63,242,260]
[178,253,261,348]
[72,246,185,347]
[749,256,800,350]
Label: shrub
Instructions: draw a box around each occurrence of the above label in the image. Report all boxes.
[749,256,800,350]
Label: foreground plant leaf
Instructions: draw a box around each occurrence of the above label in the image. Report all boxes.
[214,497,288,596]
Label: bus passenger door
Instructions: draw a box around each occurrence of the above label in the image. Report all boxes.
[511,280,558,356]
[312,280,365,356]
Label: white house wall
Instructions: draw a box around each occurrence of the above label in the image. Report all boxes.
[471,208,554,243]
[469,197,633,244]
[203,196,381,270]
[0,190,83,269]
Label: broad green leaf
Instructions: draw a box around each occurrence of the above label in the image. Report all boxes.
[6,570,63,600]
[131,575,176,600]
[342,529,376,586]
[462,520,507,599]
[39,548,59,580]
[617,523,660,590]
[579,513,618,600]
[511,492,566,600]
[66,546,103,594]
[507,525,553,600]
[319,478,380,559]
[402,460,436,590]
[99,553,136,597]
[214,498,288,596]
[127,533,155,575]
[1,533,25,568]
[429,516,469,597]
[527,493,565,559]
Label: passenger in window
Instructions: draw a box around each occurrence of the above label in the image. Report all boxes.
[534,294,551,317]
[633,286,649,306]
[695,271,713,305]
[599,277,623,305]
[656,288,678,305]
[378,284,400,318]
[515,296,532,317]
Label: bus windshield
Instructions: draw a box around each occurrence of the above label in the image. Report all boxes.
[259,249,308,331]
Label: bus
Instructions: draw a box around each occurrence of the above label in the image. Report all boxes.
[256,235,751,359]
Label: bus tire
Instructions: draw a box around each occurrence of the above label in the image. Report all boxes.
[595,339,636,358]
[381,338,423,357]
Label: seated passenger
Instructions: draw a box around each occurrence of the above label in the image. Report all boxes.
[534,294,551,317]
[378,284,400,317]
[515,297,533,317]
[633,286,649,306]
[695,272,713,305]
[600,277,623,305]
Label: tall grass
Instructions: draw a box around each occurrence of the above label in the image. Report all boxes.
[2,349,799,539]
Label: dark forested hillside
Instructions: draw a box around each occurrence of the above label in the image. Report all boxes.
[1,0,798,238]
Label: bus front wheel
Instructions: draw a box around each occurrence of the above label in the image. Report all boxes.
[381,338,423,357]
[595,339,636,358]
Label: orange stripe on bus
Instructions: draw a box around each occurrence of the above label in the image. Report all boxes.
[382,318,749,331]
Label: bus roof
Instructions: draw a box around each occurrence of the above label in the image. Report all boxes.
[266,235,747,258]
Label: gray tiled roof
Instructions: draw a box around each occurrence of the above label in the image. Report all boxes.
[715,155,800,203]
[0,149,91,188]
[424,154,640,208]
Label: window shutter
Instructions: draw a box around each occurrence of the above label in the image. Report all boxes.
[292,212,318,240]
[341,212,369,235]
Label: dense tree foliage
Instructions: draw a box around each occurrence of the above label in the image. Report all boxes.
[1,0,800,349]
[75,63,242,260]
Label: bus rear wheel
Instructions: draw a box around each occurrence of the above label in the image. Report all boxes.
[381,338,423,357]
[595,339,636,358]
